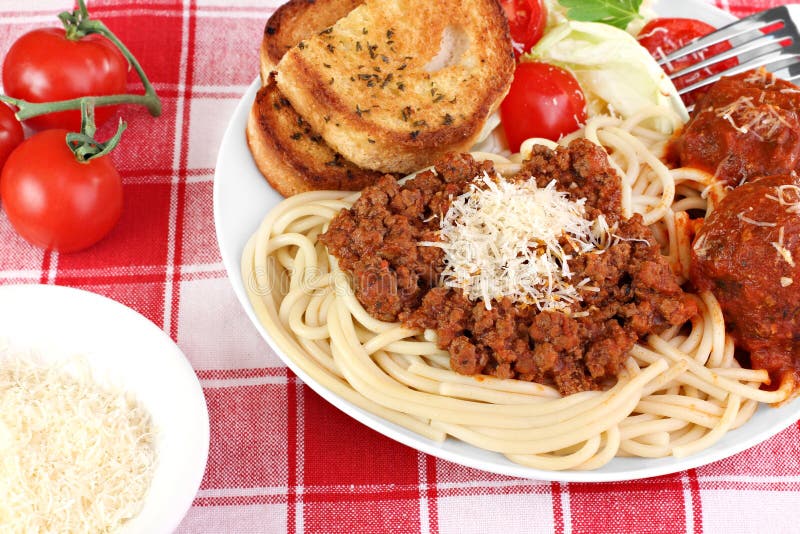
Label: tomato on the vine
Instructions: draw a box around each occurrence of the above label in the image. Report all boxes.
[0,104,23,170]
[638,18,735,104]
[499,0,547,58]
[500,61,586,152]
[2,28,128,131]
[0,129,123,253]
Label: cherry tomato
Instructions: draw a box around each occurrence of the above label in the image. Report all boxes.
[0,103,23,170]
[638,18,736,105]
[500,61,586,152]
[499,0,547,59]
[2,28,128,131]
[1,129,123,253]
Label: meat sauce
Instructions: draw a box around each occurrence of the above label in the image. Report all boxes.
[691,173,800,390]
[672,69,800,394]
[321,140,696,395]
[669,69,800,187]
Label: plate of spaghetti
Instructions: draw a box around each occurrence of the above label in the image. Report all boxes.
[214,0,800,481]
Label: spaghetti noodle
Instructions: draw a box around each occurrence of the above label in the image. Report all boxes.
[242,108,792,470]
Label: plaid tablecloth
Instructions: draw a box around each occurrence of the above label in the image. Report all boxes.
[1,0,799,532]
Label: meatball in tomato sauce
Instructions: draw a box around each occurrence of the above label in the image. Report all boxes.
[691,174,800,390]
[670,70,800,187]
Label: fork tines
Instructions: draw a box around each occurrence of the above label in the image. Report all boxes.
[658,5,800,94]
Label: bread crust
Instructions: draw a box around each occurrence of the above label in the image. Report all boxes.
[246,76,390,196]
[260,0,364,84]
[275,0,514,173]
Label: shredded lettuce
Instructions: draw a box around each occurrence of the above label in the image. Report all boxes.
[525,19,688,131]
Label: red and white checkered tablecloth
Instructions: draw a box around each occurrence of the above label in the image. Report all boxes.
[1,0,799,532]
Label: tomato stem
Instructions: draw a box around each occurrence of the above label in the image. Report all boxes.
[1,0,161,120]
[58,0,91,40]
[66,99,127,163]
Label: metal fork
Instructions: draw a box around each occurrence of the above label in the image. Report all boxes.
[659,5,800,95]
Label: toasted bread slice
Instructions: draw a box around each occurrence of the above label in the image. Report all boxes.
[275,0,514,174]
[260,0,364,84]
[247,74,389,196]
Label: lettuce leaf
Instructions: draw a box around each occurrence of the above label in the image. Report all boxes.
[526,19,688,130]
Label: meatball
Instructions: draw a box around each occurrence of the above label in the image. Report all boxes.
[670,70,800,187]
[691,174,800,388]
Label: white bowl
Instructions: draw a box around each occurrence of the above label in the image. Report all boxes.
[0,284,209,533]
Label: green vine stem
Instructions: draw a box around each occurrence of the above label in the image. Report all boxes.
[0,0,161,120]
[67,99,127,162]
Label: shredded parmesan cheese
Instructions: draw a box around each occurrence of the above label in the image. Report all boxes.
[765,184,800,214]
[713,95,793,141]
[771,226,796,267]
[420,172,610,311]
[781,277,794,287]
[737,210,777,227]
[744,68,775,88]
[0,352,156,533]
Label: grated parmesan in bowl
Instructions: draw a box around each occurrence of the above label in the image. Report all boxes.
[0,351,156,533]
[0,284,209,534]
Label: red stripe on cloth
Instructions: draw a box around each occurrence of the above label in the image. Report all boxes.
[688,468,704,534]
[38,251,52,285]
[286,369,299,533]
[167,0,197,342]
[55,183,172,281]
[724,0,780,18]
[90,2,185,13]
[425,455,440,534]
[302,388,421,487]
[126,87,183,98]
[301,386,422,532]
[55,272,167,286]
[100,13,185,86]
[303,487,427,502]
[551,481,565,534]
[52,267,226,287]
[569,476,686,534]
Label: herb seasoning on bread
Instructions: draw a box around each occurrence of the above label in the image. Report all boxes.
[275,0,514,174]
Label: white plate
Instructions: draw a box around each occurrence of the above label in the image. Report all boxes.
[0,284,209,532]
[213,0,800,482]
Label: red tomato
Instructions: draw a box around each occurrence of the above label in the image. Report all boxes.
[2,28,128,131]
[1,129,123,253]
[0,103,23,170]
[499,0,547,59]
[638,18,736,105]
[500,61,586,152]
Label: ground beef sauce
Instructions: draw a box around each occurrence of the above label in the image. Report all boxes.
[321,139,697,395]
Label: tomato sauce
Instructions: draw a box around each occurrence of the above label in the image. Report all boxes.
[670,70,800,187]
[691,173,800,391]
